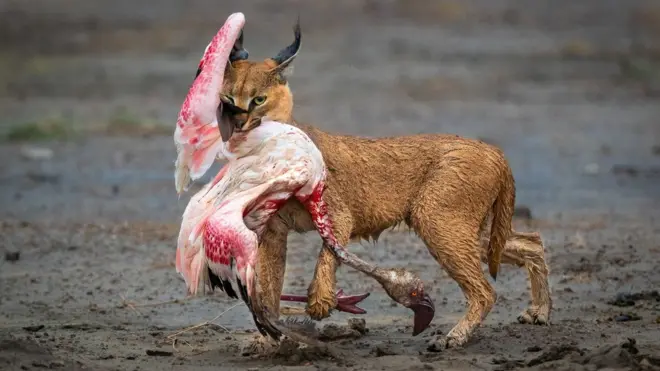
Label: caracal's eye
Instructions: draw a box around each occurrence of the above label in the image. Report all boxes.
[252,96,267,106]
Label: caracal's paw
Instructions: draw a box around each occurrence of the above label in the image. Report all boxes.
[306,300,334,321]
[426,333,468,352]
[517,304,551,326]
[306,293,336,321]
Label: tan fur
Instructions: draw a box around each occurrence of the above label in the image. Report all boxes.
[222,57,552,349]
[480,230,552,325]
[222,59,294,130]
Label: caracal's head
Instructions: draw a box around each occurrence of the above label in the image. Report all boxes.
[214,20,300,140]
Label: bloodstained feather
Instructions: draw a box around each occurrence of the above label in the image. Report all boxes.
[303,181,335,243]
[204,224,240,266]
[300,181,351,261]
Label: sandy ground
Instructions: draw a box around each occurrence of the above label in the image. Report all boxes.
[1,0,660,370]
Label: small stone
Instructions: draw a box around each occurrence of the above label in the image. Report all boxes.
[5,251,20,262]
[145,350,172,356]
[22,325,44,333]
[613,313,641,322]
[319,323,361,341]
[607,292,636,307]
[275,337,300,356]
[371,345,397,357]
[526,345,542,352]
[347,318,367,334]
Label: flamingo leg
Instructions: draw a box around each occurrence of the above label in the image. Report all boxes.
[280,289,371,314]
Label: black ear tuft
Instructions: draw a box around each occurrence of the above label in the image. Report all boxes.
[270,17,301,71]
[229,29,249,62]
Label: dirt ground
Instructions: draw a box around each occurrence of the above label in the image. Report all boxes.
[1,0,660,370]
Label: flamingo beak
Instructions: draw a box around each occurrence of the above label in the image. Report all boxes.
[410,293,435,336]
[217,99,249,142]
[218,105,234,143]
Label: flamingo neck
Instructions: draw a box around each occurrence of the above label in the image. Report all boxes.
[302,182,391,282]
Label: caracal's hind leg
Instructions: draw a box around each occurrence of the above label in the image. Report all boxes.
[478,226,552,325]
[410,175,498,351]
[413,216,495,350]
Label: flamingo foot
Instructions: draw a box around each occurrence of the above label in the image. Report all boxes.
[280,289,370,315]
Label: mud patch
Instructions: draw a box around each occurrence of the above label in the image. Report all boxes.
[494,339,660,371]
[241,335,335,366]
[319,323,364,341]
[566,339,660,371]
[274,337,335,365]
[526,345,584,367]
[607,290,660,307]
[0,333,106,371]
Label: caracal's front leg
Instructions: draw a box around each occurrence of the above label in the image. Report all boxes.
[303,190,355,321]
[306,245,341,320]
[256,217,289,316]
[243,220,288,357]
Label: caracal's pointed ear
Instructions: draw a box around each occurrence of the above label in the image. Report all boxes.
[225,29,249,74]
[229,29,249,63]
[267,17,301,78]
[195,29,248,79]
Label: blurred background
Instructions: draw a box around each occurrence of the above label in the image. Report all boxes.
[0,0,658,222]
[1,1,659,369]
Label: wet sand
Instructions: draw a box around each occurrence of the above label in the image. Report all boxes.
[1,0,660,370]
